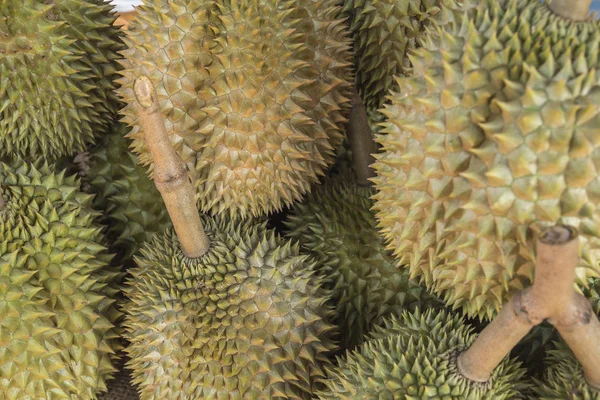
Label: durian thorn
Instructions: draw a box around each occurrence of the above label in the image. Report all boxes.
[133,76,210,258]
[546,0,592,21]
[457,225,600,390]
[347,89,377,186]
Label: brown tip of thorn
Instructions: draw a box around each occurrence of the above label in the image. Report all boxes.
[134,77,154,109]
[539,225,578,245]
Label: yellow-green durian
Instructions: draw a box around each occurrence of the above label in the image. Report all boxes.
[0,0,125,161]
[123,216,336,399]
[340,0,459,113]
[372,0,600,320]
[533,341,600,399]
[317,308,528,399]
[0,158,122,398]
[284,171,442,350]
[86,124,171,264]
[117,0,354,220]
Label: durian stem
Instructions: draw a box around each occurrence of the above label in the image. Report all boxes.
[0,190,4,210]
[457,225,582,383]
[347,90,377,186]
[547,0,592,20]
[133,76,210,258]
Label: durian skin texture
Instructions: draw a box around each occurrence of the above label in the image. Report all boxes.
[372,0,600,320]
[285,171,441,350]
[0,0,125,161]
[533,342,600,399]
[86,124,171,264]
[340,0,460,112]
[123,217,337,400]
[0,159,122,399]
[117,0,354,220]
[317,308,528,399]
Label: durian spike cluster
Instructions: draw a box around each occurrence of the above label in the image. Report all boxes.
[86,123,171,264]
[340,0,460,114]
[372,0,600,319]
[0,0,124,161]
[117,0,354,219]
[317,308,528,399]
[0,158,122,398]
[122,76,337,399]
[457,225,600,392]
[284,170,442,350]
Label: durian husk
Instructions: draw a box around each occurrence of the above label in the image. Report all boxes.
[86,123,171,264]
[285,170,442,350]
[117,0,353,220]
[0,158,123,398]
[317,308,529,399]
[0,0,125,161]
[372,0,600,320]
[123,216,337,399]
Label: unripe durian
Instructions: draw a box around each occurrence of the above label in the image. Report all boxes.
[285,171,442,349]
[86,124,171,263]
[117,0,354,219]
[0,158,122,398]
[0,0,125,161]
[340,0,459,114]
[533,341,600,399]
[372,0,600,319]
[317,308,528,399]
[123,217,337,399]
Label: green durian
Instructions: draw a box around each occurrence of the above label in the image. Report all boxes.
[123,217,336,399]
[86,124,171,263]
[317,308,528,399]
[533,341,600,399]
[0,158,122,398]
[372,0,600,319]
[284,171,442,350]
[117,0,354,220]
[340,0,460,124]
[0,0,125,161]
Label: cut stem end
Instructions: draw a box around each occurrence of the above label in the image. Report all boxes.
[547,0,592,20]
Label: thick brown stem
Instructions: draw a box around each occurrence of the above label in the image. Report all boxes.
[457,225,579,382]
[547,0,592,20]
[556,293,600,389]
[0,190,4,210]
[347,90,377,186]
[133,76,210,258]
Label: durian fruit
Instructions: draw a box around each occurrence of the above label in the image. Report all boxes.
[86,123,171,263]
[0,158,122,398]
[533,341,600,399]
[122,76,337,399]
[372,0,600,320]
[285,171,442,349]
[317,308,528,399]
[0,0,125,161]
[340,0,460,127]
[117,0,353,219]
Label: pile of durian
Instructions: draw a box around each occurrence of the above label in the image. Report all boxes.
[2,0,600,399]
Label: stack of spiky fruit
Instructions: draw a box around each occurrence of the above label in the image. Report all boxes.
[2,0,600,398]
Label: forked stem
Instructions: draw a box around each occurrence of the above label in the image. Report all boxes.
[347,89,377,186]
[547,0,592,20]
[458,225,600,389]
[133,76,210,258]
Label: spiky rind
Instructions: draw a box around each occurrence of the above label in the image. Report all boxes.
[372,0,600,319]
[533,342,600,399]
[86,124,171,263]
[341,0,460,112]
[123,217,337,399]
[117,0,353,219]
[285,171,442,349]
[0,0,125,161]
[0,158,122,399]
[317,308,528,399]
